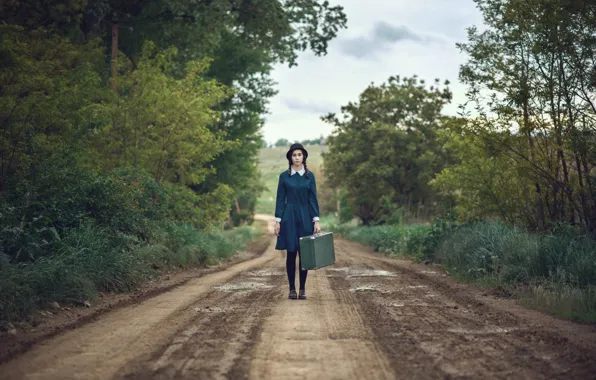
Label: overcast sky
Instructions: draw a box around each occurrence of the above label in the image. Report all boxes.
[261,0,485,145]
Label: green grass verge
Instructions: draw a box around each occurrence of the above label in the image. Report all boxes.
[330,219,596,323]
[0,222,260,322]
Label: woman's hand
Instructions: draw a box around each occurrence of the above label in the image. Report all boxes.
[275,222,281,236]
[314,221,321,234]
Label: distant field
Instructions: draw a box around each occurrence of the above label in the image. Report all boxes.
[255,145,326,215]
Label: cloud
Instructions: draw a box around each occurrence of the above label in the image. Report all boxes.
[338,21,437,59]
[282,98,339,115]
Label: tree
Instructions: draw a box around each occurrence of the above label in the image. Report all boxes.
[275,138,290,147]
[455,0,596,231]
[98,42,232,185]
[322,76,453,225]
[0,0,348,227]
[0,25,107,191]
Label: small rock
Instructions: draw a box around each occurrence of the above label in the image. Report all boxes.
[8,328,17,336]
[48,301,61,311]
[83,300,91,308]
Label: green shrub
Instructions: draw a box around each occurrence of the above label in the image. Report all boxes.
[0,221,256,322]
[436,221,596,287]
[1,161,168,263]
[335,218,596,322]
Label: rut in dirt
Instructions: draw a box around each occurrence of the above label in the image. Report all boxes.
[2,231,596,380]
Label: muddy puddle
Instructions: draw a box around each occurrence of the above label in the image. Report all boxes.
[347,269,397,278]
[446,326,525,335]
[214,282,276,292]
[245,269,283,277]
[349,284,391,294]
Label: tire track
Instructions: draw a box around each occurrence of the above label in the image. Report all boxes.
[118,266,285,379]
[333,239,596,379]
[0,241,279,380]
[248,263,396,380]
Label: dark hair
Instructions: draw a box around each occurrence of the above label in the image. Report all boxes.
[287,150,309,177]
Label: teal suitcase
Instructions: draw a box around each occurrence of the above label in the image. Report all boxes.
[299,232,336,270]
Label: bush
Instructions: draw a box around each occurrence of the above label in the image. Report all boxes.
[335,218,596,322]
[331,216,458,262]
[1,161,168,263]
[0,221,257,322]
[436,221,596,287]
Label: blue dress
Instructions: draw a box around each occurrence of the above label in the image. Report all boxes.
[274,170,320,252]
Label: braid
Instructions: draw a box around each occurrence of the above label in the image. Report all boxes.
[304,161,310,177]
[288,162,292,175]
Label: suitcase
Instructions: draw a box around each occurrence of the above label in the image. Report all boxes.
[299,232,336,270]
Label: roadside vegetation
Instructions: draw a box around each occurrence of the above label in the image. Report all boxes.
[316,0,596,323]
[0,1,347,323]
[329,219,596,323]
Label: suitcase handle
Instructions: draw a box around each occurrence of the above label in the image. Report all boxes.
[309,232,330,239]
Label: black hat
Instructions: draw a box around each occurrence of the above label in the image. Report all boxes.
[286,143,308,161]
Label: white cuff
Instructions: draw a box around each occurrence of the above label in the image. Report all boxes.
[275,217,281,223]
[313,217,320,222]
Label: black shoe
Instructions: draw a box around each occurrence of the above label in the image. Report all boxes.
[289,290,297,299]
[298,289,306,300]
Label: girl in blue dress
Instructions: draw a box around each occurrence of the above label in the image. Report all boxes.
[274,143,321,300]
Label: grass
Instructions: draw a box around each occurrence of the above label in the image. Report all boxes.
[255,145,326,215]
[331,219,596,323]
[0,222,261,322]
[519,284,596,323]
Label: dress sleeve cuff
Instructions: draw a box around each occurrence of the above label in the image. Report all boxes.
[313,217,320,222]
[275,217,281,222]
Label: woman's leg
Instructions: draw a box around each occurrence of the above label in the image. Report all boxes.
[286,251,298,290]
[298,252,308,290]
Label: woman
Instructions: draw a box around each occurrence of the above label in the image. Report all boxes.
[274,143,321,300]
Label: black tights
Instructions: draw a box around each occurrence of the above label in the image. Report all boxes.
[286,251,308,291]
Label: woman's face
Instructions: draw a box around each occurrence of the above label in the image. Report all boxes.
[292,150,304,166]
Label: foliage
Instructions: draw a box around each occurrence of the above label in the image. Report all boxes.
[338,188,355,224]
[275,139,290,147]
[0,222,257,321]
[99,41,233,185]
[0,0,347,323]
[453,0,596,232]
[431,123,531,224]
[0,25,108,190]
[437,221,596,287]
[337,217,596,322]
[322,76,454,225]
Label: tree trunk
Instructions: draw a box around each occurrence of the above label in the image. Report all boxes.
[111,23,119,92]
[523,97,545,229]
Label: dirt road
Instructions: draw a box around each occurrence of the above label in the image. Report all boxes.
[2,216,596,379]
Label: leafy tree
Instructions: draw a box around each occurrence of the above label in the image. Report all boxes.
[322,76,453,225]
[455,0,596,231]
[97,41,232,185]
[275,138,290,147]
[0,25,107,191]
[431,123,529,224]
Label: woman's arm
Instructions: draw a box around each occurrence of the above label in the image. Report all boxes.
[274,173,286,222]
[309,172,321,225]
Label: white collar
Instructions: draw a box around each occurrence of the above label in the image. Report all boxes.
[291,166,305,176]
